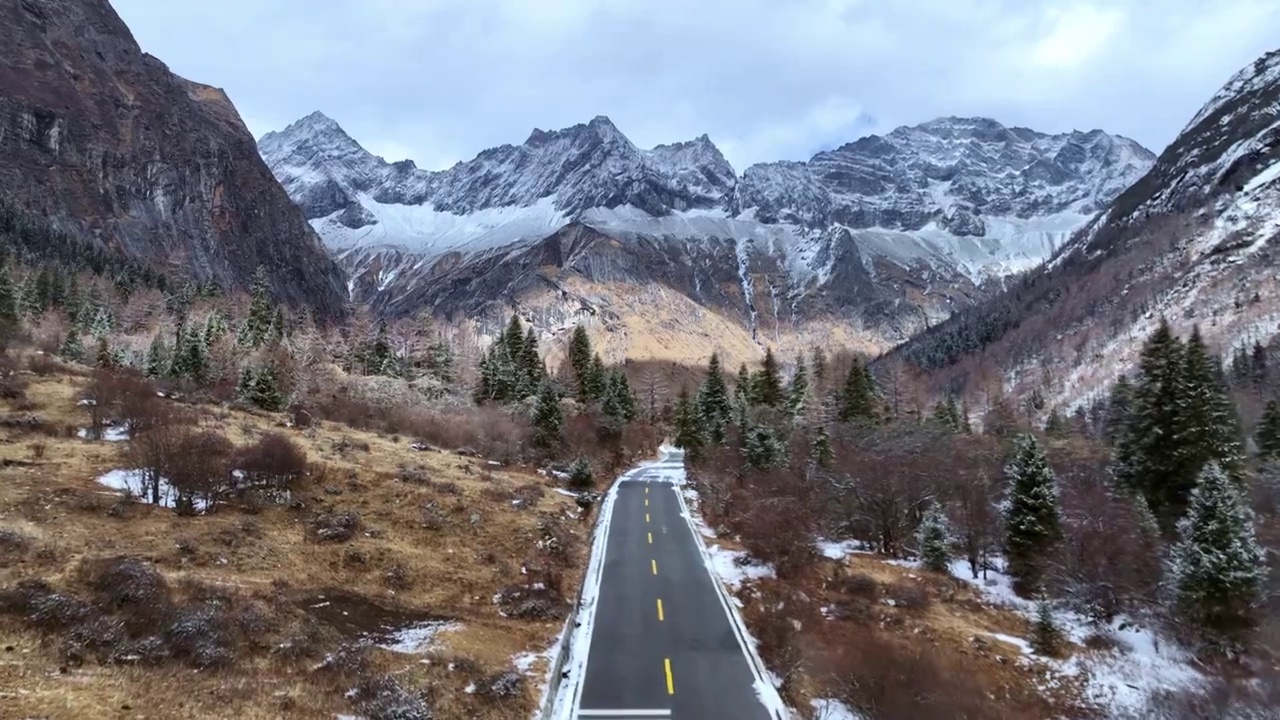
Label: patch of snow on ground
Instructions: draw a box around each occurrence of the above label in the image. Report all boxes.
[379,621,458,654]
[943,556,1206,715]
[983,632,1033,655]
[706,544,776,590]
[812,697,863,720]
[78,424,130,442]
[817,539,872,560]
[96,469,210,512]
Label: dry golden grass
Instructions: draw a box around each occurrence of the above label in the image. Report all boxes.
[741,553,1094,720]
[0,366,589,719]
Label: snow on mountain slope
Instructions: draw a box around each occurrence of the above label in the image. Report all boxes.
[259,111,1153,359]
[893,46,1280,415]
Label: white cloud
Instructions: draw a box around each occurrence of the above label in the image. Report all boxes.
[1030,4,1127,69]
[110,0,1280,173]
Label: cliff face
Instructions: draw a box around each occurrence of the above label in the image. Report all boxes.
[0,0,348,316]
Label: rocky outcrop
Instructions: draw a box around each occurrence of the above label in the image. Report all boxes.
[0,0,347,316]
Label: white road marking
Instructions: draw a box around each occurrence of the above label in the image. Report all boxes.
[577,710,671,718]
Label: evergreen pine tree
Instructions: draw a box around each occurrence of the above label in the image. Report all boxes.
[917,501,951,574]
[531,383,564,453]
[89,306,112,339]
[236,365,255,400]
[838,360,877,423]
[95,336,114,369]
[1031,599,1064,656]
[1003,434,1063,596]
[0,268,17,326]
[1168,462,1266,648]
[17,273,42,318]
[735,363,754,407]
[369,320,394,376]
[673,386,705,453]
[1172,327,1244,513]
[568,325,594,401]
[60,327,84,362]
[519,327,543,396]
[1105,374,1134,445]
[1256,400,1280,460]
[743,421,785,469]
[586,354,607,401]
[1044,408,1070,437]
[811,348,828,391]
[271,306,287,344]
[932,394,963,432]
[810,424,834,468]
[248,366,286,411]
[1114,320,1189,526]
[787,357,810,418]
[239,267,274,349]
[602,370,637,424]
[568,457,594,489]
[753,347,785,407]
[1250,342,1268,386]
[697,353,733,444]
[144,332,168,379]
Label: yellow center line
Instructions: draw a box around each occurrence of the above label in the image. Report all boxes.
[645,487,649,494]
[647,532,653,544]
[657,598,665,621]
[651,559,658,575]
[645,498,649,507]
[645,513,650,523]
[664,658,675,695]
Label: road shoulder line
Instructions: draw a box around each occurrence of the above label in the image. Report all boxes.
[672,480,788,720]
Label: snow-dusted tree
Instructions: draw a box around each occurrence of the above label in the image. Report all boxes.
[1003,433,1063,596]
[568,324,596,402]
[917,501,952,574]
[1257,400,1280,460]
[95,336,114,369]
[753,347,785,407]
[734,363,753,407]
[1104,374,1134,445]
[1114,320,1187,526]
[144,332,168,379]
[586,354,607,402]
[697,352,733,444]
[246,366,286,411]
[787,356,810,419]
[743,421,785,470]
[809,424,834,469]
[932,394,963,432]
[89,305,113,339]
[237,267,275,349]
[1044,408,1071,437]
[602,369,637,424]
[673,386,704,454]
[1175,327,1244,480]
[0,267,17,327]
[1168,462,1266,649]
[638,369,669,423]
[60,327,84,362]
[838,360,878,423]
[1031,599,1064,656]
[531,383,563,453]
[568,457,594,489]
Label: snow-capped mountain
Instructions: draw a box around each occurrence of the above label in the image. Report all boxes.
[259,111,1153,363]
[895,47,1280,412]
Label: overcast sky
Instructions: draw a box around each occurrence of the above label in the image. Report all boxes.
[111,0,1279,172]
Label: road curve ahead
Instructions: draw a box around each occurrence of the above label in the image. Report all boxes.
[573,453,774,720]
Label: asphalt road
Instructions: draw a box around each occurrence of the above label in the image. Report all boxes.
[574,458,773,720]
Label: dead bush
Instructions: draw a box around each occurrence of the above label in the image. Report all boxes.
[0,579,94,631]
[384,563,412,591]
[885,581,931,612]
[480,485,515,504]
[476,670,524,701]
[0,528,32,565]
[494,583,568,620]
[235,431,309,494]
[397,465,431,485]
[737,495,818,579]
[164,602,235,668]
[83,556,171,614]
[167,430,234,514]
[513,483,545,508]
[824,632,1028,720]
[835,572,880,600]
[350,674,432,720]
[311,510,361,543]
[25,352,62,376]
[0,354,27,400]
[419,501,447,531]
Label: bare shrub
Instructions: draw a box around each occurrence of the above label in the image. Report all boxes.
[167,430,234,514]
[311,510,361,543]
[476,670,524,701]
[384,563,411,591]
[0,579,93,631]
[494,583,568,620]
[0,528,32,566]
[350,674,432,720]
[835,572,880,600]
[0,353,27,400]
[83,557,171,614]
[234,431,309,494]
[84,369,158,437]
[885,581,932,611]
[164,602,235,668]
[24,352,61,376]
